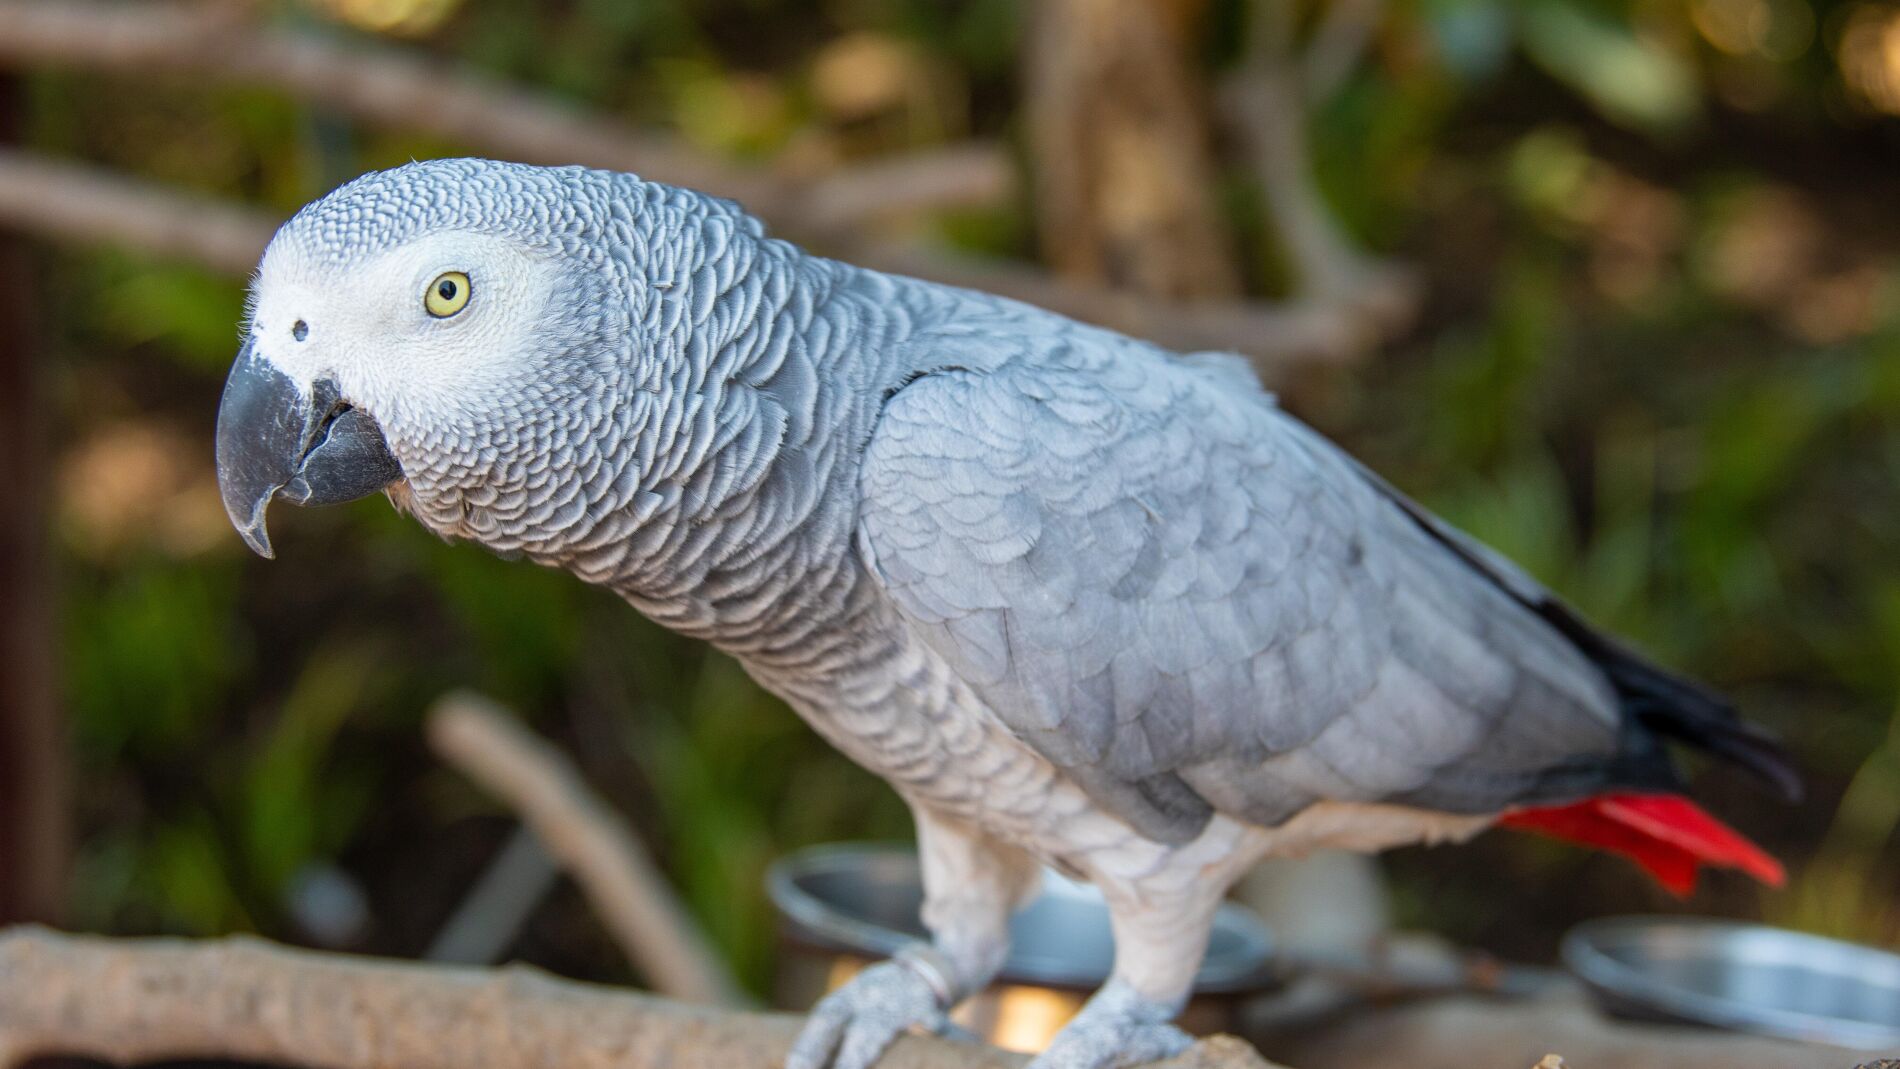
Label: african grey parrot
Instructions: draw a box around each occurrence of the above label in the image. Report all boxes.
[215,159,1797,1069]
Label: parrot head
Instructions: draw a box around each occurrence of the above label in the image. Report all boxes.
[215,158,739,560]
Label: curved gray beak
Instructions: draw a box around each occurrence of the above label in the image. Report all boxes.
[215,338,402,558]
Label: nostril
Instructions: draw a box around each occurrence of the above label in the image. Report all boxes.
[292,320,309,342]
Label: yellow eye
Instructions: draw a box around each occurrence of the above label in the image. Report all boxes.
[425,271,471,318]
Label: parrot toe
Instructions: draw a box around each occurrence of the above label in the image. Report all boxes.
[786,959,954,1069]
[1027,979,1193,1069]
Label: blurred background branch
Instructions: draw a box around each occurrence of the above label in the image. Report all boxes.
[0,0,803,217]
[0,0,1421,368]
[0,0,1019,238]
[1222,0,1413,320]
[1024,0,1241,300]
[427,691,744,1008]
[0,144,1377,365]
[0,146,274,273]
[1300,0,1382,102]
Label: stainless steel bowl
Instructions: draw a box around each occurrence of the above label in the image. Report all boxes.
[768,843,1278,1050]
[1563,916,1900,1050]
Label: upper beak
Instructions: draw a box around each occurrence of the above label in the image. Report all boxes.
[214,338,403,558]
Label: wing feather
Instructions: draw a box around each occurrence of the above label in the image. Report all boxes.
[857,328,1635,842]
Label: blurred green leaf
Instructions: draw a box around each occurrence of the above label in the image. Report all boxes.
[89,253,249,372]
[239,643,382,897]
[150,811,252,934]
[1520,0,1700,135]
[65,562,240,761]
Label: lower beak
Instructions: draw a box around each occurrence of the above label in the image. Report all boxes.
[214,338,402,558]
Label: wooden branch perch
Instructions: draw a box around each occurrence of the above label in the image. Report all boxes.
[427,691,744,1008]
[0,928,1286,1069]
[0,928,1833,1069]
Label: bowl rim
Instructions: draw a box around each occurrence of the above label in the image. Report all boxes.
[766,841,1278,993]
[1561,914,1900,1051]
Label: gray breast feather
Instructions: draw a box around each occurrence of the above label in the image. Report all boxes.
[855,329,1622,844]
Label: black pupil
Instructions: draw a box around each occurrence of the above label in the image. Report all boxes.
[437,278,458,301]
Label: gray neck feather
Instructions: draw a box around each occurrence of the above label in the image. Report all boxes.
[525,213,960,673]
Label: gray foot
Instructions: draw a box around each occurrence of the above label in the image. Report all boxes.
[786,958,954,1069]
[1028,980,1193,1069]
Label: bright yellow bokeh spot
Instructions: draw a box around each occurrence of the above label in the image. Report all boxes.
[1692,0,1814,61]
[315,0,461,38]
[1839,3,1900,114]
[986,986,1085,1053]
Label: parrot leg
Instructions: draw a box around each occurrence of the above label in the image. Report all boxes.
[786,807,1039,1069]
[1026,885,1219,1069]
[1027,978,1192,1069]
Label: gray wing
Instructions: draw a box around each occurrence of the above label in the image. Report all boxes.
[855,335,1634,844]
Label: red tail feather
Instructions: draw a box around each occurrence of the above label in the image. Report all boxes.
[1499,793,1784,897]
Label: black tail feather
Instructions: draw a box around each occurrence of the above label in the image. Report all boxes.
[1323,430,1805,804]
[1539,605,1804,803]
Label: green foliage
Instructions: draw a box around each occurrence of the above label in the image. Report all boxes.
[90,254,252,373]
[64,561,241,761]
[1520,0,1701,134]
[237,642,384,898]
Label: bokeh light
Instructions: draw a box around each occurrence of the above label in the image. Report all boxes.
[1837,2,1900,113]
[312,0,461,38]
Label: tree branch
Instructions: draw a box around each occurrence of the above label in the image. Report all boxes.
[0,928,1833,1069]
[0,927,1285,1069]
[0,147,1369,368]
[791,143,1015,240]
[426,691,745,1008]
[1221,3,1418,334]
[0,146,273,273]
[0,0,1424,366]
[1300,0,1384,104]
[1022,0,1241,299]
[0,0,1001,235]
[847,242,1367,364]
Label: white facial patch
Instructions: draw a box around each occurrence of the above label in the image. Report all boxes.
[246,229,561,435]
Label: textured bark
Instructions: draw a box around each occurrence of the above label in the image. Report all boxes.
[0,929,1842,1069]
[1025,0,1240,300]
[0,929,1287,1069]
[0,77,67,928]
